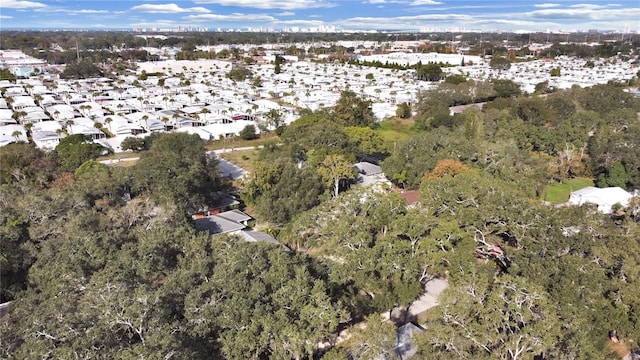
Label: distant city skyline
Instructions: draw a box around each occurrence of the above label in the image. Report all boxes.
[0,0,638,33]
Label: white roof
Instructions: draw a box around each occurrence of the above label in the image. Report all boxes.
[32,120,63,132]
[0,124,28,146]
[568,186,633,214]
[0,109,14,121]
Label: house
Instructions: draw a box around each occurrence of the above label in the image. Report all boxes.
[32,131,63,150]
[237,230,279,245]
[192,192,241,219]
[393,323,424,359]
[194,210,284,247]
[0,124,27,146]
[354,161,392,188]
[194,209,252,236]
[398,190,420,206]
[568,186,634,214]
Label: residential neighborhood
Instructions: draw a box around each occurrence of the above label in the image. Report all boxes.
[1,38,637,151]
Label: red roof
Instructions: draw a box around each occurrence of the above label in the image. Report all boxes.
[399,190,421,205]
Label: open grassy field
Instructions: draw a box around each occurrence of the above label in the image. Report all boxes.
[541,177,594,204]
[219,148,261,174]
[204,132,279,151]
[375,118,417,152]
[97,151,141,162]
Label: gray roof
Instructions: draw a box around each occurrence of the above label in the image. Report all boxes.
[395,323,424,359]
[237,230,279,244]
[217,209,252,223]
[195,215,245,235]
[354,161,383,176]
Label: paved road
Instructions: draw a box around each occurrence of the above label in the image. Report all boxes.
[407,278,449,316]
[98,157,139,165]
[216,157,248,180]
[383,277,449,322]
[207,146,260,180]
[99,146,257,181]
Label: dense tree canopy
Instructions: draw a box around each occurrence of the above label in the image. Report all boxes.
[55,134,110,171]
[132,132,220,214]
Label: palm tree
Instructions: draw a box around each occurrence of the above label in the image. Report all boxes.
[65,119,75,132]
[12,111,27,124]
[23,122,33,138]
[172,113,180,127]
[11,130,21,142]
[200,108,210,123]
[141,115,150,132]
[104,117,113,132]
[161,116,170,131]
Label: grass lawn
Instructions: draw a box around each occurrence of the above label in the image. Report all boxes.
[108,160,138,168]
[375,118,417,151]
[541,177,594,204]
[204,132,279,151]
[219,148,261,174]
[97,151,142,161]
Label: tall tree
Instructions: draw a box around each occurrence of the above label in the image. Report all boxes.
[132,133,219,214]
[317,154,356,198]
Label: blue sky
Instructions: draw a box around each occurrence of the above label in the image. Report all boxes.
[0,0,638,32]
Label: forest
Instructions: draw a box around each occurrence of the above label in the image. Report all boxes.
[1,77,640,359]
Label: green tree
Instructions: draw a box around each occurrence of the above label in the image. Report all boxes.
[227,65,253,81]
[264,108,283,130]
[596,161,631,188]
[55,134,109,171]
[274,54,284,74]
[419,274,560,360]
[396,102,412,119]
[333,90,375,127]
[239,124,258,140]
[317,154,356,197]
[343,126,385,158]
[132,133,219,214]
[492,79,521,98]
[120,136,146,152]
[416,62,444,81]
[244,159,324,224]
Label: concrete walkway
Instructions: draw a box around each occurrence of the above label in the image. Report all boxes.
[384,277,449,323]
[98,157,139,165]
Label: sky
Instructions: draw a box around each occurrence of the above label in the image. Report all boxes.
[0,0,638,32]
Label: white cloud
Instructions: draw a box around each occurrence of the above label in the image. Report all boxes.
[276,11,295,16]
[332,13,472,29]
[272,19,325,26]
[131,3,211,14]
[0,15,13,18]
[130,19,179,27]
[192,0,336,10]
[525,6,640,20]
[534,3,561,8]
[184,13,276,21]
[409,0,443,5]
[346,13,472,22]
[0,0,46,9]
[569,3,608,10]
[67,9,109,15]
